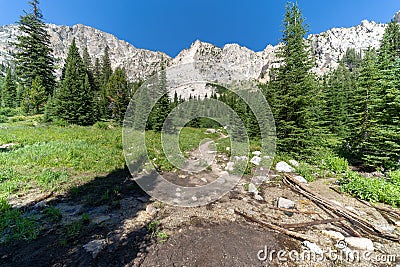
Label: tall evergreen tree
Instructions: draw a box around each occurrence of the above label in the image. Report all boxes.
[378,20,400,70]
[148,61,173,132]
[323,62,355,138]
[266,2,320,156]
[14,0,55,96]
[52,39,94,125]
[22,76,46,114]
[363,58,400,169]
[106,67,130,123]
[348,48,380,155]
[101,46,112,85]
[1,68,17,108]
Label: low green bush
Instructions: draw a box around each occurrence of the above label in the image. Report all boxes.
[339,171,400,207]
[322,155,348,173]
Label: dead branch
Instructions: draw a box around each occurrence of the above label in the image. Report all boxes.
[283,174,399,242]
[234,209,317,243]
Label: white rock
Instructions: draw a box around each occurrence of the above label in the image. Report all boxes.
[234,156,248,161]
[377,225,395,233]
[294,175,308,184]
[303,241,323,255]
[254,194,264,201]
[226,147,230,151]
[252,151,262,156]
[83,239,107,258]
[330,200,342,207]
[225,162,234,172]
[289,159,300,167]
[322,230,345,241]
[344,237,374,251]
[205,128,216,134]
[275,161,295,173]
[145,205,157,215]
[277,197,295,209]
[250,156,262,166]
[248,183,259,194]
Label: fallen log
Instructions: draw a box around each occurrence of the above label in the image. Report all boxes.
[268,206,317,214]
[283,174,400,242]
[235,209,317,243]
[280,217,345,229]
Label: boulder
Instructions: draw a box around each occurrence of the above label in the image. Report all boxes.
[277,197,295,209]
[294,175,308,184]
[252,151,262,156]
[275,161,295,173]
[248,183,259,194]
[289,159,300,167]
[250,156,262,166]
[344,237,374,251]
[254,194,264,201]
[225,162,234,172]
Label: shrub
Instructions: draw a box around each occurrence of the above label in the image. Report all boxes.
[94,121,109,130]
[322,155,348,173]
[0,115,8,123]
[295,163,316,182]
[339,171,400,207]
[388,170,400,186]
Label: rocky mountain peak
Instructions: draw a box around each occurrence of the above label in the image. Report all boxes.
[0,10,398,85]
[394,10,400,23]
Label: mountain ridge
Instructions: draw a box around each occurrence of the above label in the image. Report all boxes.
[0,12,397,82]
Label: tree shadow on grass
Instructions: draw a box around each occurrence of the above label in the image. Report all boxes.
[0,166,161,267]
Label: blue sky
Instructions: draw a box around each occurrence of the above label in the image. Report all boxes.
[0,0,399,57]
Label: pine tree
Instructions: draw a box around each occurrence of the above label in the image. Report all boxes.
[323,62,355,138]
[98,46,113,118]
[101,46,112,86]
[360,23,400,170]
[106,67,130,124]
[378,20,400,70]
[22,76,47,114]
[1,68,17,108]
[267,2,320,156]
[148,61,173,132]
[348,48,380,155]
[363,59,400,169]
[14,0,55,96]
[52,39,94,125]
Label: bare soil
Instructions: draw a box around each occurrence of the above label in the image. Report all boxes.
[1,146,399,266]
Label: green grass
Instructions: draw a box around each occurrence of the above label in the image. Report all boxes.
[0,121,125,198]
[0,199,39,243]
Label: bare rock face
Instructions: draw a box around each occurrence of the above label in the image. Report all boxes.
[394,11,400,23]
[0,10,398,85]
[0,24,170,81]
[308,20,386,74]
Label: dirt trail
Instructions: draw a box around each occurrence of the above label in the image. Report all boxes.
[0,137,399,267]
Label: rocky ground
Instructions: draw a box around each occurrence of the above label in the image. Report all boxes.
[0,145,399,267]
